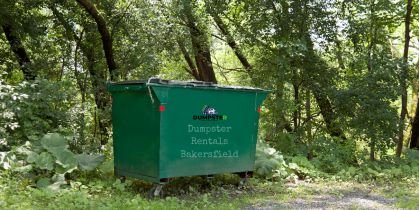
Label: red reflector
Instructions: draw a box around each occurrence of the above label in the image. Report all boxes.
[257,107,261,113]
[159,105,166,112]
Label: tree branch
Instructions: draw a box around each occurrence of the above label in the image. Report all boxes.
[75,0,118,80]
[1,23,35,80]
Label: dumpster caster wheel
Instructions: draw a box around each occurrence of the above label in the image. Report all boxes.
[238,178,248,189]
[119,176,126,183]
[239,178,247,185]
[149,184,164,197]
[237,171,253,189]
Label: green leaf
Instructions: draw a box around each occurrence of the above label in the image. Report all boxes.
[99,159,114,174]
[36,177,51,188]
[35,152,54,171]
[50,148,77,169]
[55,164,77,174]
[75,154,105,171]
[13,165,33,173]
[288,163,299,170]
[47,174,67,190]
[40,133,67,152]
[26,152,39,163]
[15,145,32,156]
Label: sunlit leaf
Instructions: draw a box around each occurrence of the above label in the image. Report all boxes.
[75,154,105,171]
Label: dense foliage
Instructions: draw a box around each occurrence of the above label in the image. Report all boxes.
[0,0,418,207]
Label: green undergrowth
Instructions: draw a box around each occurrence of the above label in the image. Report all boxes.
[382,179,419,209]
[1,139,418,209]
[255,141,419,183]
[0,171,281,210]
[1,169,418,210]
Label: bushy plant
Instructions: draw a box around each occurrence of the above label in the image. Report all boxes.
[286,155,319,179]
[272,132,303,156]
[336,149,419,181]
[254,142,322,180]
[254,141,288,179]
[333,56,399,159]
[310,136,357,173]
[0,78,76,148]
[5,133,104,189]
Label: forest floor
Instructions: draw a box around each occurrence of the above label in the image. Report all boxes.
[1,173,418,209]
[246,180,407,210]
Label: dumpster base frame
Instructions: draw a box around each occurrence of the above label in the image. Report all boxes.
[115,168,160,183]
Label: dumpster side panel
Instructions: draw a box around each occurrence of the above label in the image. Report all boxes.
[152,86,266,178]
[111,88,160,182]
[249,92,268,165]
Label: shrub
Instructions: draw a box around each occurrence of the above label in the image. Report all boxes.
[0,78,76,148]
[254,141,288,179]
[3,133,104,189]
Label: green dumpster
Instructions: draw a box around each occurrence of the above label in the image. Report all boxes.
[107,78,269,183]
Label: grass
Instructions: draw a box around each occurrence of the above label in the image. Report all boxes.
[0,171,418,209]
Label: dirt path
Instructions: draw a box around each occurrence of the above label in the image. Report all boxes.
[247,181,398,210]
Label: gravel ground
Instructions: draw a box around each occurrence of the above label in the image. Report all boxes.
[247,181,398,210]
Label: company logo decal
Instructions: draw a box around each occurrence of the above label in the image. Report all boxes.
[193,105,227,120]
[202,106,218,115]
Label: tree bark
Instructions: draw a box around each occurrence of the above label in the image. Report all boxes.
[208,10,252,73]
[312,89,345,139]
[182,0,217,83]
[410,99,419,149]
[410,59,419,150]
[1,23,36,80]
[396,0,413,156]
[302,33,346,139]
[306,90,313,160]
[75,0,118,81]
[52,7,110,145]
[293,79,300,131]
[370,140,376,161]
[335,40,346,70]
[177,39,200,80]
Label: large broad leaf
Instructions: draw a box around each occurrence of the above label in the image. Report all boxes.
[75,154,105,171]
[0,152,11,170]
[99,159,114,174]
[40,133,67,152]
[55,164,77,174]
[15,144,32,156]
[50,148,78,169]
[26,152,39,163]
[36,177,51,188]
[48,174,67,190]
[12,165,33,173]
[35,152,54,171]
[36,175,67,190]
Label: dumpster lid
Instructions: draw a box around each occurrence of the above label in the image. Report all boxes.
[109,78,269,92]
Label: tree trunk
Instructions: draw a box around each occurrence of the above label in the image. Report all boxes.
[370,140,376,161]
[410,59,419,150]
[73,35,87,149]
[410,100,419,149]
[84,32,111,146]
[208,10,252,73]
[177,39,200,80]
[52,7,111,145]
[1,23,36,80]
[396,0,413,156]
[182,0,217,83]
[274,76,293,133]
[272,0,292,134]
[75,0,118,81]
[312,89,345,139]
[306,90,313,160]
[302,33,346,139]
[335,40,346,70]
[293,79,300,131]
